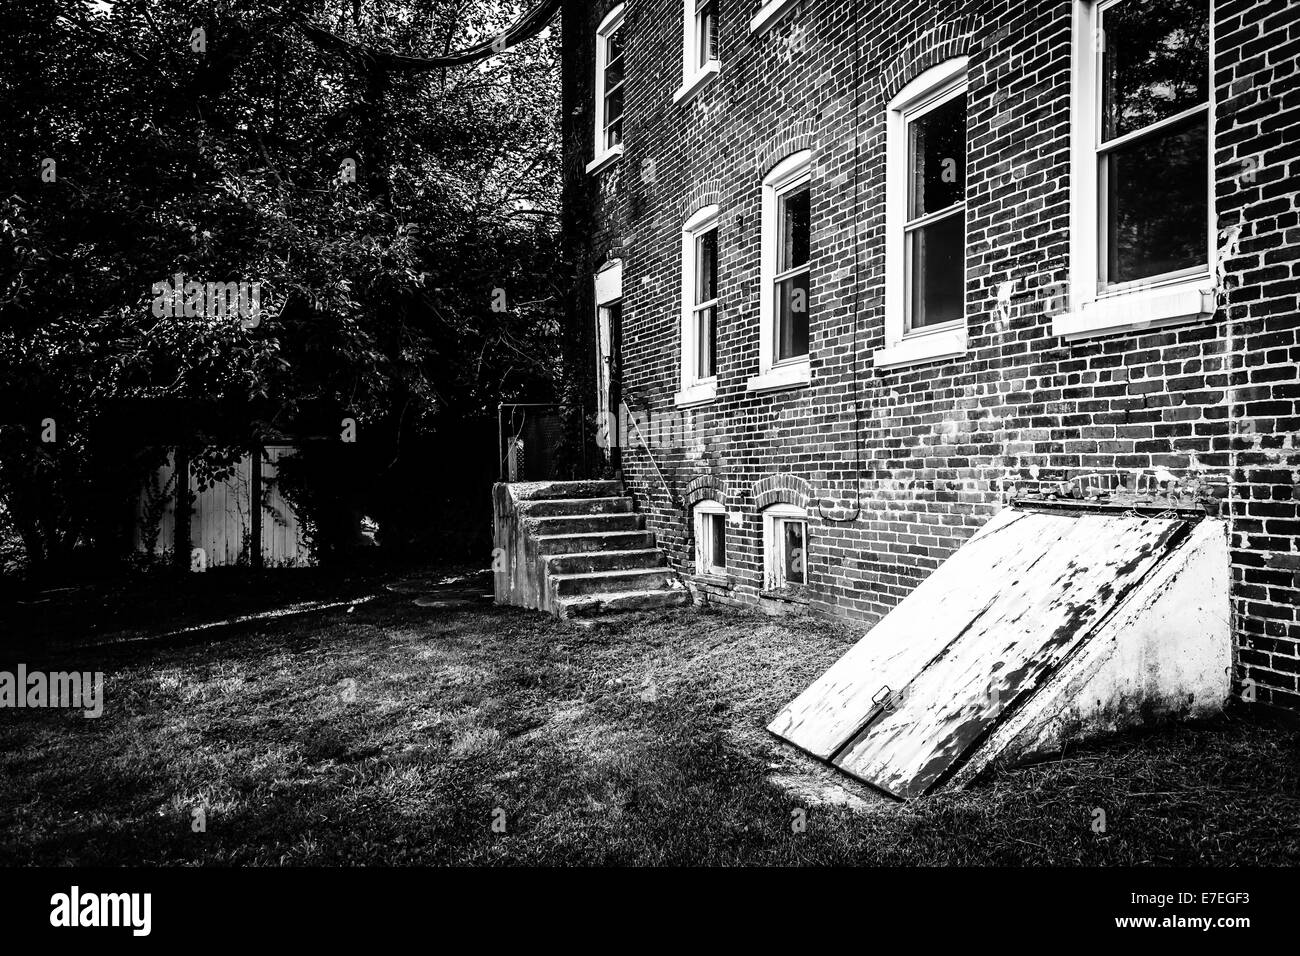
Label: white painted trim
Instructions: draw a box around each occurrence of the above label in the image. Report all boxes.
[1054,279,1216,339]
[745,358,810,393]
[585,144,624,175]
[873,322,967,369]
[1065,0,1216,340]
[694,498,727,576]
[762,502,808,590]
[590,4,626,174]
[595,258,623,305]
[680,204,720,401]
[759,149,813,380]
[882,58,969,365]
[673,60,720,105]
[749,0,799,35]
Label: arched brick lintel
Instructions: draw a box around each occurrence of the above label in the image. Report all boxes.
[685,474,726,507]
[755,117,818,178]
[881,16,978,100]
[752,474,814,511]
[680,178,725,221]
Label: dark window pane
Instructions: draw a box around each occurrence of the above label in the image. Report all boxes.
[709,514,726,569]
[907,210,964,329]
[607,27,623,65]
[1101,0,1209,142]
[1103,114,1207,283]
[699,1,718,68]
[696,305,715,378]
[605,55,624,91]
[783,521,805,585]
[776,269,810,361]
[695,229,717,304]
[908,94,966,219]
[779,186,811,271]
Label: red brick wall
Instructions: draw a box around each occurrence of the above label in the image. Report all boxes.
[560,0,1300,708]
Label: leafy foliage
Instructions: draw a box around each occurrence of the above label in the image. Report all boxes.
[0,0,564,572]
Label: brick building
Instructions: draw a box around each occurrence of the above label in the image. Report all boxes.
[557,0,1300,710]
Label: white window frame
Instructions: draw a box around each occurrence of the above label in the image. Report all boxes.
[587,4,627,174]
[749,0,799,35]
[694,499,727,577]
[748,149,813,393]
[674,0,721,104]
[763,503,808,590]
[875,57,970,371]
[677,204,720,407]
[1058,0,1216,340]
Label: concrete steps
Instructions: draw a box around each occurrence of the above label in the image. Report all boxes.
[535,530,656,555]
[560,588,692,618]
[493,479,688,619]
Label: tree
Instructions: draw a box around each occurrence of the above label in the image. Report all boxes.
[0,0,565,574]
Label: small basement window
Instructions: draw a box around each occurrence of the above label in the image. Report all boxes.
[694,500,727,577]
[763,503,807,590]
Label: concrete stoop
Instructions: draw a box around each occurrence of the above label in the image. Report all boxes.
[492,480,690,618]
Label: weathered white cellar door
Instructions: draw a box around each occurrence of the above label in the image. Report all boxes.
[768,507,1230,798]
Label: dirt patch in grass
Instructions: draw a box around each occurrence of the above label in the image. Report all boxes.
[1,587,1297,865]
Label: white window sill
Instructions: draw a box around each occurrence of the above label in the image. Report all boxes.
[673,61,721,105]
[1054,279,1216,340]
[585,145,624,175]
[873,324,967,370]
[746,359,810,393]
[750,0,799,35]
[674,382,717,407]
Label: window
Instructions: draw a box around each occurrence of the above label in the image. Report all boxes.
[763,504,807,590]
[675,0,721,103]
[749,149,813,392]
[1060,0,1214,339]
[677,205,720,406]
[588,5,626,173]
[876,58,969,370]
[694,500,727,576]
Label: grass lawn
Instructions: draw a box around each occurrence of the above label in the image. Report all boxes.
[2,572,1298,866]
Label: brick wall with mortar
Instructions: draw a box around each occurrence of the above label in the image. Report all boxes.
[559,0,1300,709]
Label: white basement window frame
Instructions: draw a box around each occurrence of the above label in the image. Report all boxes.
[677,204,721,407]
[694,499,728,577]
[587,4,627,174]
[763,503,808,590]
[1058,0,1216,340]
[674,0,721,104]
[874,57,970,371]
[748,149,813,393]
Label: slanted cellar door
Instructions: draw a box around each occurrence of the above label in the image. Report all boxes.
[768,506,1230,798]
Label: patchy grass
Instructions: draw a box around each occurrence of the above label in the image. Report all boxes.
[1,585,1297,866]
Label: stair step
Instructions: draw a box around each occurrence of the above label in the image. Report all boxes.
[544,549,666,576]
[508,480,623,501]
[535,531,656,555]
[557,588,693,619]
[550,567,677,597]
[531,513,643,536]
[517,496,633,518]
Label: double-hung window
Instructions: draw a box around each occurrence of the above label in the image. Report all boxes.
[678,205,720,406]
[750,150,813,392]
[1061,0,1214,338]
[876,58,969,370]
[589,5,626,173]
[676,0,720,103]
[694,500,727,577]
